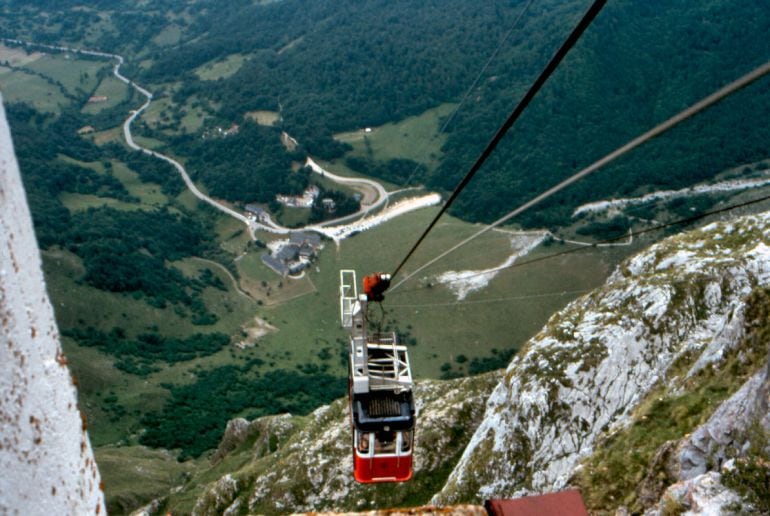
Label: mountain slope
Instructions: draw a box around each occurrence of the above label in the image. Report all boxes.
[434,212,770,512]
[12,1,770,229]
[134,210,770,515]
[154,372,500,514]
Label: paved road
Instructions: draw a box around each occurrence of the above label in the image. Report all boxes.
[4,39,420,240]
[114,61,393,237]
[111,56,396,237]
[3,38,257,232]
[304,158,390,227]
[114,60,254,228]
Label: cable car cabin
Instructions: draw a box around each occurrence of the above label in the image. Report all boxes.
[349,337,415,483]
[340,270,415,483]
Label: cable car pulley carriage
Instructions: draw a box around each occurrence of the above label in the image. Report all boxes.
[339,270,415,483]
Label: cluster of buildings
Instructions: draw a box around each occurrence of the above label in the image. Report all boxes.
[244,199,335,277]
[244,203,270,223]
[275,185,339,213]
[202,123,240,139]
[276,185,319,208]
[261,231,322,277]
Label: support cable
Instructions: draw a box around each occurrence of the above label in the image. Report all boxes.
[390,0,608,280]
[402,0,538,187]
[389,190,770,296]
[387,288,592,309]
[390,59,770,292]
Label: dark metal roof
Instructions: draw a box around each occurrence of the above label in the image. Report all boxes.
[261,254,288,275]
[290,231,322,247]
[276,244,300,261]
[352,390,414,432]
[245,203,266,215]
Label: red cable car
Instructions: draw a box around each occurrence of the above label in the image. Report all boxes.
[340,270,415,483]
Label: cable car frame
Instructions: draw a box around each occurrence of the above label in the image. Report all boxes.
[339,269,415,483]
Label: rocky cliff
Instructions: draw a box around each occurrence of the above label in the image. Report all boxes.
[434,212,770,513]
[152,372,500,515]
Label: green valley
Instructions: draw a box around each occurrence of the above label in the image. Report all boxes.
[4,0,770,512]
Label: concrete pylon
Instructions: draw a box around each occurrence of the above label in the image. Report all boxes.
[0,97,105,514]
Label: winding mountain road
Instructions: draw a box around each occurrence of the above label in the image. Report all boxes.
[114,57,256,229]
[4,39,439,242]
[113,56,401,239]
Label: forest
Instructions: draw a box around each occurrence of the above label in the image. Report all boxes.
[6,0,770,465]
[7,0,770,230]
[7,103,222,321]
[125,0,770,228]
[64,327,231,376]
[141,363,346,458]
[172,120,305,204]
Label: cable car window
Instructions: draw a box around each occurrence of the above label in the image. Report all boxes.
[374,431,397,453]
[401,431,412,452]
[358,432,371,453]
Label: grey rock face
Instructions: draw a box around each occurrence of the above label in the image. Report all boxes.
[212,418,253,464]
[434,214,770,504]
[676,362,770,480]
[646,471,743,516]
[181,373,500,514]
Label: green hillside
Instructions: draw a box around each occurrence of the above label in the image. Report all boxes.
[6,1,770,226]
[5,2,770,511]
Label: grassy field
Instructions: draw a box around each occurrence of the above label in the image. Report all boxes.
[56,157,169,210]
[180,102,208,133]
[236,206,640,379]
[276,206,311,227]
[44,247,262,443]
[213,214,252,255]
[334,102,457,169]
[0,45,110,113]
[62,338,169,445]
[245,110,280,126]
[81,75,130,114]
[131,134,167,150]
[91,126,124,145]
[195,53,248,81]
[152,24,183,47]
[0,44,44,66]
[26,52,104,95]
[95,445,203,515]
[141,91,209,134]
[43,249,256,340]
[59,192,142,211]
[0,66,69,113]
[112,160,170,206]
[0,46,110,112]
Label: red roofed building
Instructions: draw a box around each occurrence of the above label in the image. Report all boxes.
[485,490,588,516]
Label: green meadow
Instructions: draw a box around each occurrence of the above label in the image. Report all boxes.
[2,44,646,472]
[194,53,248,81]
[245,110,280,126]
[81,75,130,114]
[0,46,107,113]
[0,66,70,112]
[334,102,456,169]
[25,52,104,95]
